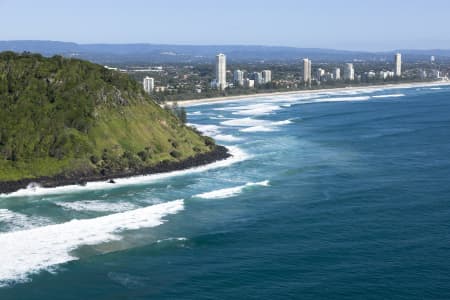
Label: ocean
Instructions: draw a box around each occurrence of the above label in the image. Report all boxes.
[1,85,450,299]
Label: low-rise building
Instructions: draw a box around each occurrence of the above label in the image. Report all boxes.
[252,72,264,85]
[244,78,255,88]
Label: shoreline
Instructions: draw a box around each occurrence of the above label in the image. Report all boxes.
[0,146,230,195]
[168,80,450,107]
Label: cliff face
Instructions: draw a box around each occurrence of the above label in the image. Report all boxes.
[0,52,220,183]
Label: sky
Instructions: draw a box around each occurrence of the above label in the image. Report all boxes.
[0,0,449,51]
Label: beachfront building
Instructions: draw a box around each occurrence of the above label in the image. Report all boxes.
[395,53,402,77]
[252,72,264,85]
[303,58,312,85]
[366,71,377,79]
[432,70,442,79]
[143,76,154,94]
[316,68,325,81]
[215,53,227,90]
[244,78,255,88]
[344,63,355,81]
[234,70,244,86]
[262,70,272,84]
[334,68,341,80]
[420,69,428,80]
[379,71,395,80]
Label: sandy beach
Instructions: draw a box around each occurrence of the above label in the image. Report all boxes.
[168,80,450,107]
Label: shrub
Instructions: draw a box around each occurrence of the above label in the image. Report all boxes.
[170,150,182,159]
[90,155,100,164]
[137,150,150,161]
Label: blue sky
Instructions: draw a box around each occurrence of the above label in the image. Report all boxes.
[0,0,449,51]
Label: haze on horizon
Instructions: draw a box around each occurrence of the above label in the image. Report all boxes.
[0,0,449,51]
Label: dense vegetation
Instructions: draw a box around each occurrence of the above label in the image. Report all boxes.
[0,52,216,181]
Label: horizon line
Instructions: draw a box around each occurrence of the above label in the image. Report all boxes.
[1,39,449,54]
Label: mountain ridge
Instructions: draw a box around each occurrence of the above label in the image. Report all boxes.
[1,40,448,63]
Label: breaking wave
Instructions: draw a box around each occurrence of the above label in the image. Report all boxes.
[372,94,405,98]
[194,180,270,199]
[55,201,139,213]
[220,117,269,127]
[187,123,222,135]
[0,209,52,232]
[213,134,244,142]
[0,200,184,287]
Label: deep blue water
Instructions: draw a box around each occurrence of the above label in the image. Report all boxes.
[1,85,450,299]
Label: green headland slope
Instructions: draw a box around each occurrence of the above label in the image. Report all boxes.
[0,52,222,185]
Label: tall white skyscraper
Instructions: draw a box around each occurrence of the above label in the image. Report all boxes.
[395,53,402,77]
[344,63,355,81]
[215,53,227,90]
[334,68,341,80]
[303,58,312,85]
[234,70,244,86]
[143,76,154,94]
[262,70,272,83]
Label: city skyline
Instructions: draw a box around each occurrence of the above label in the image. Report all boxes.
[1,0,450,51]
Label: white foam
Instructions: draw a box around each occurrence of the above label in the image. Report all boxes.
[156,237,188,244]
[187,123,222,135]
[0,200,184,287]
[430,87,442,90]
[213,134,244,142]
[1,146,248,198]
[0,209,51,232]
[220,117,270,127]
[231,104,282,116]
[240,126,276,133]
[271,120,293,126]
[239,119,293,132]
[311,96,372,103]
[213,105,251,111]
[187,111,203,116]
[372,94,405,98]
[195,180,270,199]
[209,115,232,120]
[56,201,139,213]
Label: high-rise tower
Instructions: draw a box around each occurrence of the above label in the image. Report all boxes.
[303,58,312,86]
[395,53,402,77]
[216,53,227,90]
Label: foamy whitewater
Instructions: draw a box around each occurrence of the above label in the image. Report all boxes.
[0,146,248,198]
[55,200,139,213]
[195,180,270,199]
[0,209,52,232]
[1,84,450,299]
[0,200,184,287]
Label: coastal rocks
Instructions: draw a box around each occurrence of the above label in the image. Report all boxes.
[0,146,230,194]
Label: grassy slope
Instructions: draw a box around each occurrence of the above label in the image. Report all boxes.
[0,52,213,181]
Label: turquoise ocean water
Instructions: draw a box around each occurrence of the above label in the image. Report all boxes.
[1,85,450,299]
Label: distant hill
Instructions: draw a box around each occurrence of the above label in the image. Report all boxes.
[1,40,449,64]
[0,51,224,188]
